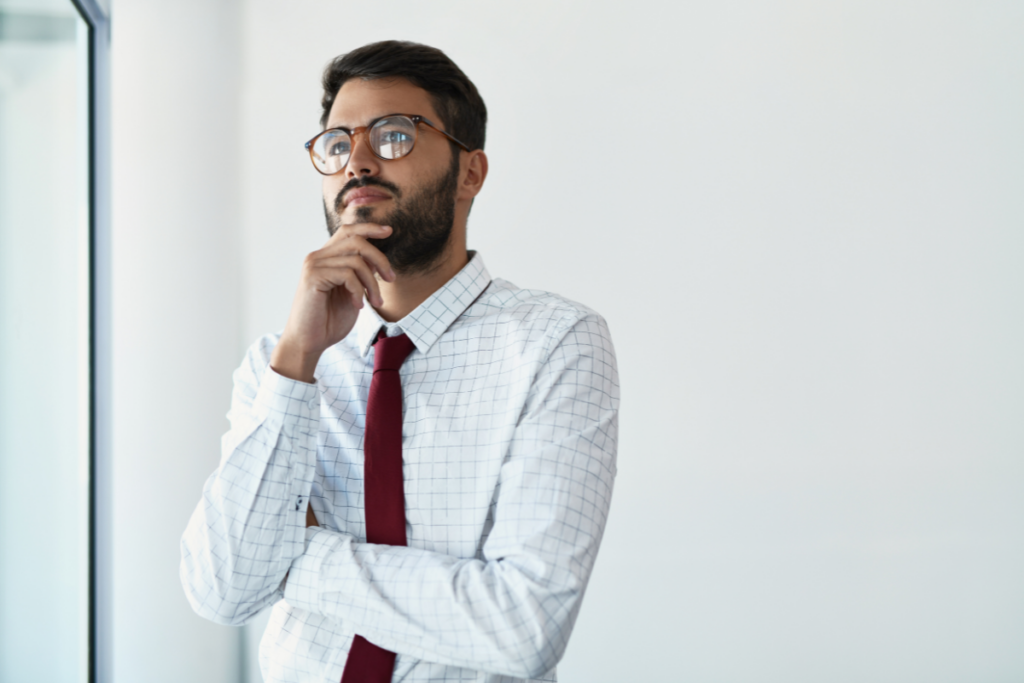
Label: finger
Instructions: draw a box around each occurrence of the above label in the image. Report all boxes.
[311,262,373,307]
[322,273,363,311]
[315,235,395,282]
[341,272,367,309]
[330,222,392,242]
[305,258,367,307]
[312,255,383,307]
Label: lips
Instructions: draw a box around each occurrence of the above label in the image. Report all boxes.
[343,187,392,207]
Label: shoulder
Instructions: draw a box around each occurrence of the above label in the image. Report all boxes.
[463,278,614,358]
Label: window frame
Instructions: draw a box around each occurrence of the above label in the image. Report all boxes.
[68,1,110,681]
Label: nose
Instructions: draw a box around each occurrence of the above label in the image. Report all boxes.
[344,129,381,180]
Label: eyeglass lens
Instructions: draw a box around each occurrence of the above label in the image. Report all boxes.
[310,116,418,174]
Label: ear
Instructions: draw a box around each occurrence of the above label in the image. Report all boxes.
[457,149,488,201]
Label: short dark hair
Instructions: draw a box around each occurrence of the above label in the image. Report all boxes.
[320,41,487,152]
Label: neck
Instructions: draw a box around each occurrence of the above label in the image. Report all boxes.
[375,199,473,323]
[374,240,468,323]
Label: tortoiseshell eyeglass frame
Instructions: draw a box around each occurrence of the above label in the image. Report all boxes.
[304,113,471,176]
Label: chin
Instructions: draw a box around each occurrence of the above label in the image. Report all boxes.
[353,205,388,224]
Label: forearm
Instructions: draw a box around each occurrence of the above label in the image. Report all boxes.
[278,314,618,675]
[284,411,618,678]
[284,531,585,679]
[181,356,321,626]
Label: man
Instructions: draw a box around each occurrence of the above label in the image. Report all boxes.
[181,41,619,683]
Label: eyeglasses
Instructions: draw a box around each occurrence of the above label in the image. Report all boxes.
[304,114,471,176]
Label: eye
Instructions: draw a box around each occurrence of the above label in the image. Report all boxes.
[328,139,351,156]
[379,131,412,145]
[372,118,418,159]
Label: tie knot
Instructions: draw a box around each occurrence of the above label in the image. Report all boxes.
[372,332,415,372]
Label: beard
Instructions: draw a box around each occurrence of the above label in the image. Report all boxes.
[324,151,460,275]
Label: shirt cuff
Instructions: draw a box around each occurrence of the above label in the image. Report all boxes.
[284,527,350,614]
[252,364,320,426]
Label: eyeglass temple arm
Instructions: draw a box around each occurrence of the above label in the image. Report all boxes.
[416,116,471,153]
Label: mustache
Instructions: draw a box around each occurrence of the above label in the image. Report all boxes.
[334,176,402,213]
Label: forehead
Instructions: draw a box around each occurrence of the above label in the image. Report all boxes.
[327,78,440,129]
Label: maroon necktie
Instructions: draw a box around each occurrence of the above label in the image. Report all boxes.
[340,331,415,683]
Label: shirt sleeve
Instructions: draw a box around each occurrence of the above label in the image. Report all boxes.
[180,337,322,626]
[283,313,619,679]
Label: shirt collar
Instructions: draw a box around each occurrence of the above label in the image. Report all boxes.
[354,251,491,357]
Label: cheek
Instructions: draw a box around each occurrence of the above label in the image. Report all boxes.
[384,162,431,198]
[323,180,343,211]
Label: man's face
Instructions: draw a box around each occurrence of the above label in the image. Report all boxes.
[322,77,460,274]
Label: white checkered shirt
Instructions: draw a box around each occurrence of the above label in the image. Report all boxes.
[180,252,619,682]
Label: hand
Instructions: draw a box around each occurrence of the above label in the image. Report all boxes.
[271,223,395,382]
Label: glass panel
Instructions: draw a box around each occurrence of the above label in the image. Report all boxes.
[0,1,90,681]
[371,116,417,159]
[314,129,352,174]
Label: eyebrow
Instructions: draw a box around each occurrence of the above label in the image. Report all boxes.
[324,113,391,131]
[325,120,356,131]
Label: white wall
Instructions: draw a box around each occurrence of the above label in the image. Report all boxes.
[236,2,1024,681]
[111,0,243,681]
[111,1,1024,681]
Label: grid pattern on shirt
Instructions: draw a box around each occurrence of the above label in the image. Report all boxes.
[180,253,619,683]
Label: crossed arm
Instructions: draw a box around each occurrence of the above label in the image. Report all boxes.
[180,316,618,679]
